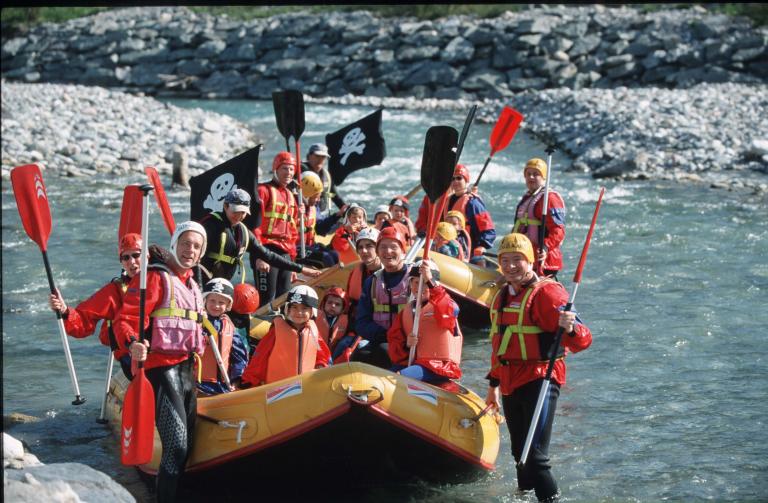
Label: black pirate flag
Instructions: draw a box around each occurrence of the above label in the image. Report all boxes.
[325,109,386,186]
[189,145,263,229]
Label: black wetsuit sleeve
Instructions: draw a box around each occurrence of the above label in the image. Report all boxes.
[315,213,341,237]
[247,233,303,273]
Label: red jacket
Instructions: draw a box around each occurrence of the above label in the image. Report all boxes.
[487,280,591,395]
[387,285,461,379]
[330,225,359,265]
[241,322,331,387]
[113,268,198,370]
[62,277,130,359]
[255,181,299,258]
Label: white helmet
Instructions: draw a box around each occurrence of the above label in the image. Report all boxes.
[203,278,234,308]
[170,221,207,268]
[343,203,368,226]
[283,284,319,318]
[355,226,380,249]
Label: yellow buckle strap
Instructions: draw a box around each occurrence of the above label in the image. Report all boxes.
[496,287,542,358]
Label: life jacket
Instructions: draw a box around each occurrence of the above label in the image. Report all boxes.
[442,193,474,233]
[347,263,370,302]
[204,212,250,283]
[332,226,359,265]
[315,312,349,348]
[401,301,462,364]
[260,183,297,245]
[456,229,471,262]
[489,279,564,364]
[265,317,320,384]
[370,265,411,330]
[148,265,205,356]
[304,204,317,247]
[104,277,130,352]
[200,315,235,383]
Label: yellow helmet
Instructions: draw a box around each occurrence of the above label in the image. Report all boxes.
[497,233,534,262]
[435,221,457,241]
[524,157,548,179]
[301,171,323,198]
[446,210,466,230]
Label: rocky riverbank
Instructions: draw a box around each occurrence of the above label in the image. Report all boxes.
[1,80,257,179]
[3,432,136,502]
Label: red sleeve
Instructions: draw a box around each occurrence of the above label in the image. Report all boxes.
[386,312,410,367]
[414,195,429,233]
[315,336,331,369]
[535,193,565,250]
[531,283,592,354]
[253,184,270,242]
[241,327,276,387]
[428,285,458,332]
[473,210,495,232]
[63,282,121,339]
[331,226,351,254]
[112,272,164,351]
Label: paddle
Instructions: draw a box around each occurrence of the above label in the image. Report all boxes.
[100,184,146,422]
[273,90,307,258]
[472,106,524,189]
[202,319,233,391]
[408,126,458,366]
[536,145,556,275]
[518,186,606,468]
[145,166,176,235]
[10,164,85,406]
[121,184,156,466]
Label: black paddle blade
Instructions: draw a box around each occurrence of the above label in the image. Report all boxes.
[272,90,305,142]
[420,126,458,203]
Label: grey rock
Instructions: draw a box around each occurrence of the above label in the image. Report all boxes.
[2,38,28,58]
[118,38,146,52]
[403,61,459,87]
[364,84,392,97]
[441,37,474,64]
[507,76,549,91]
[569,34,601,57]
[246,78,279,99]
[195,39,227,58]
[373,49,394,64]
[5,463,135,502]
[176,59,211,76]
[397,45,440,62]
[515,17,554,35]
[604,54,634,67]
[463,26,495,45]
[732,46,766,63]
[461,69,507,91]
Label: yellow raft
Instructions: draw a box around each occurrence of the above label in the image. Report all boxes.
[249,250,501,341]
[106,363,500,485]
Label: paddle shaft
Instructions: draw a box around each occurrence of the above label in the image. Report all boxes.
[42,249,85,405]
[404,182,421,201]
[473,106,524,189]
[205,331,232,390]
[296,139,306,259]
[537,146,555,274]
[519,187,605,467]
[137,185,153,366]
[97,350,114,423]
[472,155,493,189]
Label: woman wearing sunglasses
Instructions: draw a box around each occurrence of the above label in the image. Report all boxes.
[47,232,143,380]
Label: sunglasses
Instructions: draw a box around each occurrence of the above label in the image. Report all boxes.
[120,252,141,261]
[452,176,465,181]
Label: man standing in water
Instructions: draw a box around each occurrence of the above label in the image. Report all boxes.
[485,233,591,502]
[114,221,207,503]
[512,158,566,278]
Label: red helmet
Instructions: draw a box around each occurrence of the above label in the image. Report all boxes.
[454,164,470,182]
[320,286,349,313]
[272,151,296,171]
[231,283,260,315]
[118,233,142,257]
[377,226,407,252]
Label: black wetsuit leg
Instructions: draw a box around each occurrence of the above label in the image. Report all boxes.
[252,244,293,307]
[146,359,197,503]
[502,379,560,502]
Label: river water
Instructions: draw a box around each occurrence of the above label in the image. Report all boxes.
[2,100,767,502]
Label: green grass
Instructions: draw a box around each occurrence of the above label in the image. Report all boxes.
[2,4,766,33]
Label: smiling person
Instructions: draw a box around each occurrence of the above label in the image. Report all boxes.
[47,233,143,380]
[113,221,208,503]
[512,158,566,279]
[485,233,591,503]
[198,188,320,285]
[352,227,411,368]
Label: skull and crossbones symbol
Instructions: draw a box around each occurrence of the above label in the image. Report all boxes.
[203,173,238,212]
[339,127,366,166]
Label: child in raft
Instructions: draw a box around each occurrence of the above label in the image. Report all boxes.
[240,285,331,387]
[330,203,368,265]
[316,286,360,363]
[197,278,250,395]
[431,222,465,261]
[387,259,463,385]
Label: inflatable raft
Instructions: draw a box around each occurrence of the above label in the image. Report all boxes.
[248,251,500,341]
[106,363,500,486]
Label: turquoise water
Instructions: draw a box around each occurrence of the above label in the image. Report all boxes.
[3,100,767,502]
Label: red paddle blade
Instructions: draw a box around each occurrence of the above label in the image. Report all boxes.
[121,368,155,465]
[119,185,143,242]
[490,106,524,155]
[144,167,176,235]
[10,164,52,251]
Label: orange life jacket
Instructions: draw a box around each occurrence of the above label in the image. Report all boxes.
[260,183,297,247]
[266,317,319,384]
[401,301,462,364]
[200,315,235,383]
[442,193,473,233]
[489,279,565,364]
[315,313,349,349]
[304,205,317,247]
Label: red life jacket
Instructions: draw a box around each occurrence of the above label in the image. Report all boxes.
[103,277,129,353]
[304,205,317,247]
[347,264,366,302]
[401,302,462,364]
[265,317,320,384]
[331,226,359,265]
[489,279,564,364]
[442,193,473,234]
[148,266,205,356]
[315,313,349,349]
[259,183,297,252]
[200,315,235,383]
